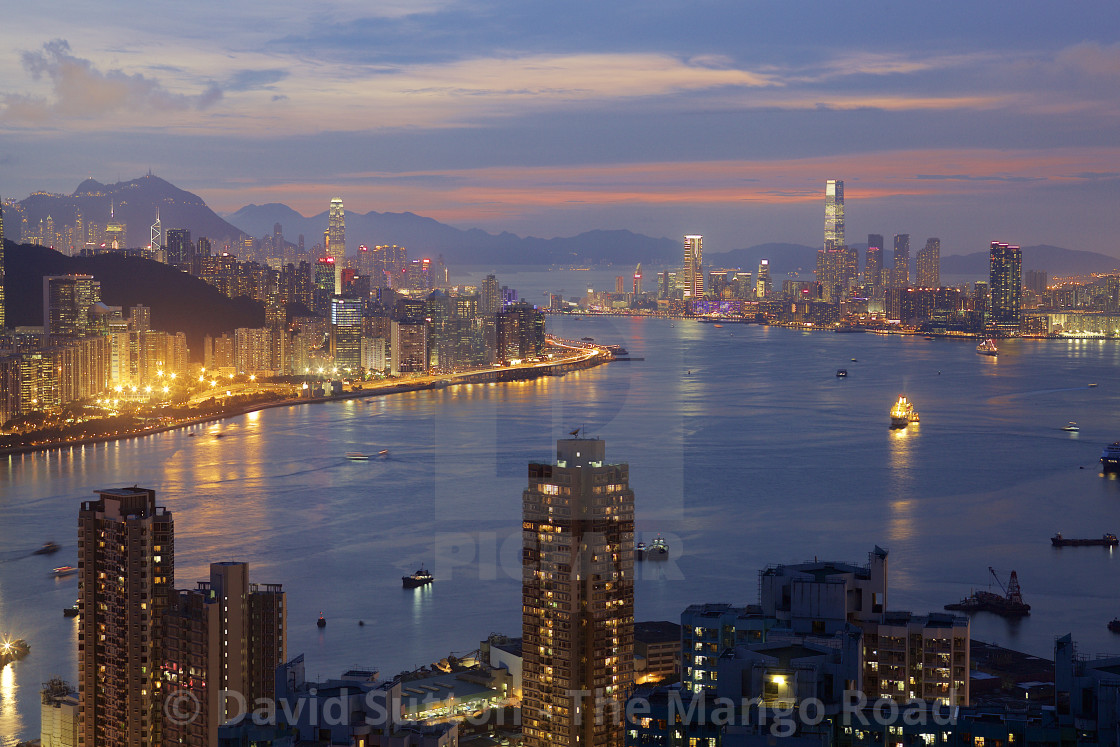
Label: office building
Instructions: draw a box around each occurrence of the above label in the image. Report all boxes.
[916,238,940,288]
[481,274,501,315]
[892,234,911,286]
[390,318,429,376]
[756,259,771,298]
[78,487,174,747]
[989,241,1022,329]
[330,296,364,372]
[164,562,286,747]
[522,437,634,747]
[683,235,703,298]
[327,197,346,260]
[824,179,844,249]
[165,228,193,271]
[633,263,642,295]
[44,275,102,338]
[865,234,883,285]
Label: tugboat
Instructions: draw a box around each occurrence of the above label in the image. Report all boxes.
[1101,442,1120,471]
[890,395,920,429]
[317,613,326,628]
[1109,619,1120,633]
[402,566,434,588]
[646,535,669,560]
[945,568,1030,617]
[976,339,999,356]
[33,541,61,555]
[1051,532,1119,547]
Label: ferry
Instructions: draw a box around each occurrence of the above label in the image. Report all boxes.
[1061,422,1079,432]
[346,452,370,460]
[33,541,61,555]
[1102,442,1120,471]
[51,566,78,578]
[402,566,434,588]
[976,339,999,356]
[378,449,389,456]
[889,395,920,429]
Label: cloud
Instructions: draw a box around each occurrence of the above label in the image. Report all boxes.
[225,69,290,92]
[3,39,222,125]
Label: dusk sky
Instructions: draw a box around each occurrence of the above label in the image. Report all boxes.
[2,1,1119,256]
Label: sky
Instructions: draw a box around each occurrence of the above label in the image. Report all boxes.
[1,0,1119,256]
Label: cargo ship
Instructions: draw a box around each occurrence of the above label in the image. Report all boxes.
[945,568,1030,617]
[890,395,920,429]
[1051,532,1118,547]
[402,566,434,588]
[1102,442,1120,471]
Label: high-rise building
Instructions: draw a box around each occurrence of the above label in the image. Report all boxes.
[892,234,911,286]
[756,259,771,298]
[40,678,79,747]
[165,229,192,271]
[1024,269,1048,295]
[150,211,163,262]
[865,234,884,286]
[327,197,346,260]
[824,180,844,249]
[330,296,363,372]
[522,436,634,747]
[44,275,102,337]
[0,199,6,329]
[989,241,1022,328]
[916,238,941,288]
[78,487,174,747]
[164,562,286,746]
[481,274,501,315]
[683,235,703,298]
[633,263,642,295]
[105,202,126,252]
[495,301,545,363]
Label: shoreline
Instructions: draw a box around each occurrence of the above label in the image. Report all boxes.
[1,347,610,459]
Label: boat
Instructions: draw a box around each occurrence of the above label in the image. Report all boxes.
[1089,383,1099,388]
[945,568,1030,617]
[50,566,78,578]
[851,358,858,362]
[1109,619,1120,633]
[1051,532,1118,547]
[63,601,80,618]
[1061,422,1079,432]
[33,541,61,555]
[923,336,934,340]
[976,339,999,356]
[836,369,848,378]
[403,566,434,588]
[0,637,30,667]
[346,452,370,460]
[889,395,920,429]
[1102,442,1120,471]
[635,542,647,560]
[377,449,389,456]
[645,535,669,560]
[317,613,326,628]
[713,324,723,328]
[581,337,595,342]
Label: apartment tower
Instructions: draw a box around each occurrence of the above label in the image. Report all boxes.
[522,436,635,747]
[683,235,703,298]
[916,238,941,289]
[989,241,1022,329]
[77,487,174,747]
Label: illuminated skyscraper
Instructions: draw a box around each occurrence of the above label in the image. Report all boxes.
[0,199,6,329]
[892,234,911,286]
[989,241,1022,328]
[865,234,884,286]
[824,180,845,249]
[150,211,162,261]
[105,202,126,252]
[633,263,642,295]
[481,274,501,315]
[44,274,102,337]
[327,197,345,260]
[916,238,941,288]
[330,296,363,372]
[78,487,174,747]
[522,436,634,747]
[683,235,703,298]
[165,229,192,271]
[756,259,771,298]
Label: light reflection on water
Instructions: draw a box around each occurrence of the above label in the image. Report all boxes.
[3,319,1120,739]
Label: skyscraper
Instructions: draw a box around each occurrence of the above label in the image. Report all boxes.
[892,234,911,286]
[78,487,174,747]
[865,234,884,286]
[150,211,162,261]
[824,180,845,249]
[0,199,6,329]
[481,274,501,315]
[522,436,634,747]
[327,197,346,260]
[44,275,102,337]
[989,241,1022,328]
[916,238,941,288]
[165,228,192,271]
[330,296,363,372]
[683,235,703,298]
[633,263,642,296]
[756,259,771,298]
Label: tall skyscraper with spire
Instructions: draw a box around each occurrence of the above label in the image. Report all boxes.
[0,198,6,329]
[327,197,346,260]
[522,435,634,747]
[683,235,703,298]
[825,180,845,249]
[150,211,163,262]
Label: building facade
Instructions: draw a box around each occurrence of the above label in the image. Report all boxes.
[989,241,1023,330]
[916,238,940,288]
[824,179,845,249]
[683,235,703,299]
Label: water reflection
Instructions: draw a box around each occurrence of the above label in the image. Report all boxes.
[0,663,23,747]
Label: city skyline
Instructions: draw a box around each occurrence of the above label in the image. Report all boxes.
[1,3,1119,254]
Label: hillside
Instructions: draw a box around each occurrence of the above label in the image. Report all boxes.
[940,246,1120,277]
[3,241,264,355]
[18,175,246,249]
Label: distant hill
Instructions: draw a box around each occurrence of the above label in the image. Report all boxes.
[705,243,821,277]
[228,203,680,266]
[3,241,263,356]
[18,175,246,249]
[940,245,1120,277]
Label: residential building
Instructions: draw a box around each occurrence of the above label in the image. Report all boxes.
[989,241,1023,330]
[916,238,940,288]
[44,275,102,338]
[891,235,910,286]
[683,235,703,298]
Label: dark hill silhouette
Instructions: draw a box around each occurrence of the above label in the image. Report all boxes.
[3,240,263,356]
[19,174,246,249]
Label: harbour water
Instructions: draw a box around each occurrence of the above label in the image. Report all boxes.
[3,315,1120,742]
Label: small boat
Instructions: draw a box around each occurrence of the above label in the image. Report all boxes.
[346,452,370,460]
[851,358,858,362]
[1061,422,1079,432]
[1109,619,1120,633]
[1102,442,1120,471]
[377,449,389,456]
[187,432,196,437]
[713,324,723,328]
[976,338,999,356]
[1089,383,1099,388]
[51,566,78,578]
[0,638,30,667]
[890,395,920,429]
[403,566,434,588]
[213,432,224,438]
[317,613,326,628]
[645,535,669,560]
[635,542,647,560]
[1051,532,1118,547]
[34,541,61,555]
[63,602,80,618]
[924,336,934,340]
[836,369,848,378]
